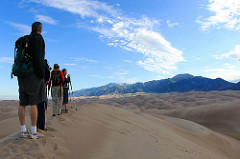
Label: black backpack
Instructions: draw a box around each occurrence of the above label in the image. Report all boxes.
[52,71,61,86]
[11,35,34,78]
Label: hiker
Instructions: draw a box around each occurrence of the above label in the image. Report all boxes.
[62,68,71,113]
[17,22,45,139]
[48,64,65,116]
[37,59,51,132]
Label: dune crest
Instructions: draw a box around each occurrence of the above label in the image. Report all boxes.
[0,103,240,159]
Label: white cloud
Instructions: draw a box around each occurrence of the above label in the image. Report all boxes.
[115,71,128,76]
[224,63,236,69]
[115,70,129,80]
[129,29,184,73]
[6,22,31,35]
[195,57,200,60]
[74,57,98,63]
[89,71,137,83]
[124,60,133,63]
[29,0,184,74]
[94,18,184,74]
[29,0,117,19]
[197,0,240,31]
[44,38,57,43]
[64,63,77,66]
[121,77,138,84]
[204,68,240,81]
[0,57,13,64]
[155,75,163,80]
[100,76,114,79]
[215,45,240,60]
[114,70,138,83]
[36,15,58,25]
[166,20,179,28]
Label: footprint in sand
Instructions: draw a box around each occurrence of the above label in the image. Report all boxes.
[47,127,57,132]
[53,143,58,151]
[0,147,10,158]
[41,137,47,146]
[57,116,66,121]
[121,131,126,135]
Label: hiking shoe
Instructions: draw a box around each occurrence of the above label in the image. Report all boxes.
[37,128,47,132]
[65,109,68,113]
[20,131,29,138]
[29,132,44,139]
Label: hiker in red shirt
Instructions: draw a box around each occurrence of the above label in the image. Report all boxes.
[48,64,65,116]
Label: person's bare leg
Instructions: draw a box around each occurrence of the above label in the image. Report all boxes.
[31,105,38,126]
[29,105,43,138]
[19,106,28,136]
[65,104,68,110]
[18,106,26,125]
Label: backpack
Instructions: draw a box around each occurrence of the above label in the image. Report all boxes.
[63,76,70,89]
[44,59,51,82]
[52,71,61,86]
[11,35,34,78]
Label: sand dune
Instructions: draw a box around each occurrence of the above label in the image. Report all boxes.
[162,100,240,138]
[79,91,240,139]
[0,100,50,139]
[0,100,19,121]
[1,103,240,159]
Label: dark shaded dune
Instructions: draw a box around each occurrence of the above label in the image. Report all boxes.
[164,100,240,138]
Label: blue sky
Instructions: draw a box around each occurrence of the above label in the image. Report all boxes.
[1,0,240,98]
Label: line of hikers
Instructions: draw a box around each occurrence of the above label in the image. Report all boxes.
[37,63,71,133]
[12,22,73,139]
[48,63,71,116]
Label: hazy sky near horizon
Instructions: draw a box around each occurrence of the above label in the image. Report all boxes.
[1,0,240,97]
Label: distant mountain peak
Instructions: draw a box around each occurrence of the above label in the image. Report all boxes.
[171,73,194,82]
[74,73,234,96]
[106,83,118,86]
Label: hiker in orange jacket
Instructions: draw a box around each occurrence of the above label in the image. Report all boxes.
[48,64,65,116]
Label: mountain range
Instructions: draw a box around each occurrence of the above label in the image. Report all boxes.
[74,73,238,97]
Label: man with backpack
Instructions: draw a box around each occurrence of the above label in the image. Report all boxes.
[16,22,45,139]
[37,59,51,132]
[48,64,65,116]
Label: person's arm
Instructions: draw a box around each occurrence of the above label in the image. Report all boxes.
[48,71,52,91]
[44,59,50,83]
[33,35,45,78]
[60,71,65,83]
